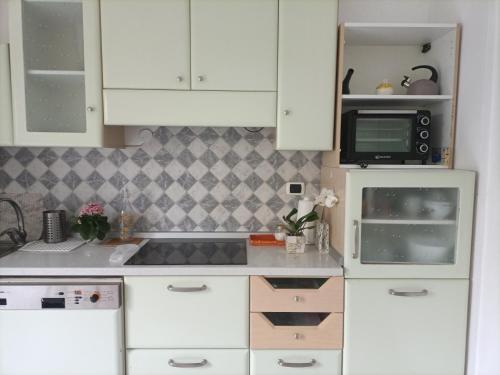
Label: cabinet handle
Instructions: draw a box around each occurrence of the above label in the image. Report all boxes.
[176,76,183,82]
[389,289,428,297]
[352,220,360,259]
[168,359,208,368]
[167,284,207,292]
[283,109,291,116]
[197,75,205,82]
[278,359,316,368]
[86,106,95,112]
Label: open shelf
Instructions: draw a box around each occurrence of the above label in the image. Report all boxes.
[344,23,458,46]
[362,219,456,225]
[27,69,85,76]
[322,22,460,169]
[342,94,452,106]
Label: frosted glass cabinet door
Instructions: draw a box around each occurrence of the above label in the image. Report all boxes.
[9,0,108,147]
[190,0,278,91]
[276,0,337,150]
[343,279,469,375]
[100,0,190,90]
[344,170,475,279]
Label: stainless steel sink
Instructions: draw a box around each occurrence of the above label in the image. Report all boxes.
[0,242,21,260]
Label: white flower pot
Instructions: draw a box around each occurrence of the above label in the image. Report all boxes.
[285,235,306,254]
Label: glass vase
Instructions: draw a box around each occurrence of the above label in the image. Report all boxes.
[316,221,330,254]
[119,188,136,241]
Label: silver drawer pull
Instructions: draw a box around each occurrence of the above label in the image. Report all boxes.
[167,285,207,292]
[389,289,428,297]
[168,359,208,368]
[278,359,316,368]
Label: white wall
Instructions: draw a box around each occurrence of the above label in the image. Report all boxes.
[339,1,499,374]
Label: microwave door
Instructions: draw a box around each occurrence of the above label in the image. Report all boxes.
[351,116,416,162]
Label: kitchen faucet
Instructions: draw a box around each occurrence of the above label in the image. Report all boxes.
[0,198,27,245]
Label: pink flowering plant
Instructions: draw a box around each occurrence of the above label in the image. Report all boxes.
[71,202,110,242]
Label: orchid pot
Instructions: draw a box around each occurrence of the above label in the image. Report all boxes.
[285,235,306,254]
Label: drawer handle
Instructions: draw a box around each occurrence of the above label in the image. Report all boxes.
[293,296,301,302]
[278,359,316,368]
[389,289,428,297]
[167,285,207,292]
[168,359,208,368]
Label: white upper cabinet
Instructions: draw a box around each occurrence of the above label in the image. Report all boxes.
[190,0,278,91]
[276,0,338,150]
[9,0,122,147]
[100,0,190,90]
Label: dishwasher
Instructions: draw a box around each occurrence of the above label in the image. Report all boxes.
[0,278,124,375]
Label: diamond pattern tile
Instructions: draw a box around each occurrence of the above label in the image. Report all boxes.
[0,127,320,231]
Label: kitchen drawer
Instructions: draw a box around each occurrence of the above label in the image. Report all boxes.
[125,276,248,348]
[251,276,343,313]
[250,349,341,375]
[250,312,343,349]
[127,349,248,375]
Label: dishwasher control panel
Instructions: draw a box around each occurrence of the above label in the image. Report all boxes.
[0,281,121,310]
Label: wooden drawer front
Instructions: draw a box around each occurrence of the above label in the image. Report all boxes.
[250,312,343,349]
[250,276,343,313]
[250,349,341,375]
[128,349,249,375]
[125,276,248,348]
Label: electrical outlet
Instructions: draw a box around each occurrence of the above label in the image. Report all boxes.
[286,182,305,196]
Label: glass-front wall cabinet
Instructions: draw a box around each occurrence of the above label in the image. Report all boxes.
[341,170,475,279]
[9,0,112,147]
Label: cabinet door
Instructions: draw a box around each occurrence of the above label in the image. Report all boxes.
[9,0,120,147]
[276,0,337,150]
[0,44,13,145]
[343,170,475,279]
[190,0,277,91]
[343,279,469,375]
[128,349,248,375]
[125,276,248,348]
[251,350,341,375]
[100,0,190,90]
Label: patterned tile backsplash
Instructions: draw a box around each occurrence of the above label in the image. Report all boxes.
[0,127,321,232]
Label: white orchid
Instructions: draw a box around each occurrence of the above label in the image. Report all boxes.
[314,188,338,208]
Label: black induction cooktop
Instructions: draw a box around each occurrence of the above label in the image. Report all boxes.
[124,239,247,266]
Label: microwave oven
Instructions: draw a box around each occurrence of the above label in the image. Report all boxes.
[340,109,431,166]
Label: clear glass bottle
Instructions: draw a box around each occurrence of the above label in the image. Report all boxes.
[119,188,135,241]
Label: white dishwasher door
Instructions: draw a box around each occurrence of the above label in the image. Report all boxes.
[0,309,124,375]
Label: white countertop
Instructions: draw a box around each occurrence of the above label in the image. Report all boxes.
[0,239,343,277]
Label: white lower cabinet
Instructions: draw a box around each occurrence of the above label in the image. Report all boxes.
[343,279,469,375]
[125,276,248,348]
[250,350,341,375]
[127,349,249,375]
